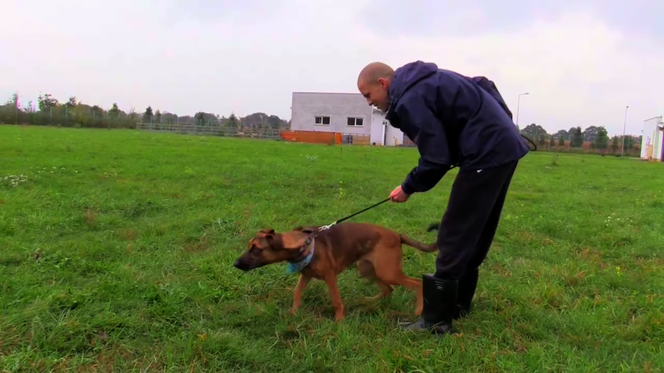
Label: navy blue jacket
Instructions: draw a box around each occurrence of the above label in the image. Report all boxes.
[385,61,529,195]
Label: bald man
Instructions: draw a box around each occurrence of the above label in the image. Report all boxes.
[357,61,529,336]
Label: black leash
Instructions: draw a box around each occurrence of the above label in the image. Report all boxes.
[521,134,538,151]
[318,197,390,231]
[316,132,534,232]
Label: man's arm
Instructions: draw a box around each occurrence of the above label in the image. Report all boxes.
[395,93,452,195]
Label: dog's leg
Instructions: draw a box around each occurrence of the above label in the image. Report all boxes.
[291,274,311,315]
[372,253,424,316]
[357,259,394,301]
[366,281,394,301]
[323,274,345,321]
[401,276,424,316]
[383,274,423,315]
[379,273,423,315]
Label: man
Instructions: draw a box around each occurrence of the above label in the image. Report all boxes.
[356,61,529,335]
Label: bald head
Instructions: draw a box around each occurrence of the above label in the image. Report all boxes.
[357,62,395,86]
[357,62,394,112]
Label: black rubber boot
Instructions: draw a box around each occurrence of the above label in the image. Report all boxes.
[401,274,458,335]
[454,268,478,319]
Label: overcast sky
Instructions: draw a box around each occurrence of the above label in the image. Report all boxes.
[2,0,662,136]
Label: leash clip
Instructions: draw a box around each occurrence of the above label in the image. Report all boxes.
[318,222,336,231]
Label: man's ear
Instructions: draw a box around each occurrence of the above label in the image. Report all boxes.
[280,230,312,250]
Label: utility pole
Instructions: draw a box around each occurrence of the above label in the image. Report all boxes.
[621,105,629,156]
[516,92,529,127]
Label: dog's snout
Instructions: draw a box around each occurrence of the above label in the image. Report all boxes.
[234,258,250,271]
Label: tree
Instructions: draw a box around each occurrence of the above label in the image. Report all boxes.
[6,92,19,124]
[109,103,121,118]
[549,136,556,148]
[227,112,239,128]
[66,96,78,108]
[538,133,547,147]
[161,111,178,124]
[521,123,548,140]
[582,126,600,142]
[37,93,58,111]
[24,100,36,113]
[194,112,205,125]
[7,92,19,108]
[558,136,566,147]
[194,111,219,126]
[570,127,584,148]
[128,107,139,123]
[555,129,569,140]
[594,127,609,150]
[624,136,636,151]
[155,110,161,123]
[611,136,619,152]
[143,106,153,122]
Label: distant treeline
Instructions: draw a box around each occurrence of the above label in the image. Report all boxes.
[0,92,290,130]
[518,123,641,154]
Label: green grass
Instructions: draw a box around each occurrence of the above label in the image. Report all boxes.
[1,125,662,372]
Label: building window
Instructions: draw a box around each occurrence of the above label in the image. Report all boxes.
[315,116,330,126]
[347,117,364,126]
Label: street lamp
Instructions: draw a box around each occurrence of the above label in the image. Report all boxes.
[621,105,629,156]
[515,92,529,127]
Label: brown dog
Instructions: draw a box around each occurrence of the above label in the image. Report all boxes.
[233,222,436,321]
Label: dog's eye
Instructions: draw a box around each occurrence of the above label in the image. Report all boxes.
[249,247,261,255]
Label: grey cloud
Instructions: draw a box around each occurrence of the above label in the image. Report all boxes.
[358,0,663,39]
[166,0,288,24]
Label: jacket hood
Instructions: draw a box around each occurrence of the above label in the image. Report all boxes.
[387,61,439,113]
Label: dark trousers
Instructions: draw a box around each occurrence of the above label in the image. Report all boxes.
[434,160,519,279]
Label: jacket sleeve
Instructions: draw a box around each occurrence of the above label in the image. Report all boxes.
[394,93,452,195]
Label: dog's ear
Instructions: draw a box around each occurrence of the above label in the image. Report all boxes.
[279,230,311,250]
[257,228,276,245]
[293,226,315,234]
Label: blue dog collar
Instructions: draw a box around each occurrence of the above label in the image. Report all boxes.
[287,237,315,274]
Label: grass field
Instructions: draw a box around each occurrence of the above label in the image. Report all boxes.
[1,125,662,372]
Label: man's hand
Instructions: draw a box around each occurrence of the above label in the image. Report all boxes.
[389,185,410,203]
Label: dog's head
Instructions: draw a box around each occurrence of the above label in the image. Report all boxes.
[233,227,315,271]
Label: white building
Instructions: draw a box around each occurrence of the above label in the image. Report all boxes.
[290,92,406,146]
[640,116,663,161]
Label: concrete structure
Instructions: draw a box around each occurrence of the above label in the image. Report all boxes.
[290,92,405,146]
[640,116,664,161]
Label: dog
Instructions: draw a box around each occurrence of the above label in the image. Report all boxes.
[233,222,437,321]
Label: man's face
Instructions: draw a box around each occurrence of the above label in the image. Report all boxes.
[358,77,389,112]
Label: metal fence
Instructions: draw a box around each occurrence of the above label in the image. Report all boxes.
[136,122,282,140]
[137,123,382,146]
[340,133,371,145]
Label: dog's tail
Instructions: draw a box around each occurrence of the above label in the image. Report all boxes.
[399,222,442,252]
[399,234,437,253]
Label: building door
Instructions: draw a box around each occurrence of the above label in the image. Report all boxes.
[384,122,404,146]
[370,109,387,145]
